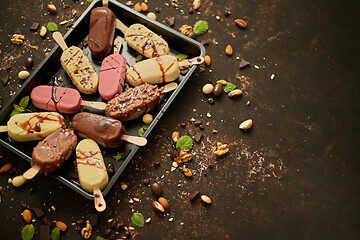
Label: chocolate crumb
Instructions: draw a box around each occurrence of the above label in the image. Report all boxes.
[66,21,74,28]
[201,39,210,46]
[189,8,194,14]
[2,76,9,85]
[208,163,214,169]
[20,203,28,210]
[199,125,204,130]
[165,16,175,26]
[30,22,39,31]
[194,133,203,143]
[143,179,150,185]
[180,123,186,128]
[239,59,250,69]
[153,161,160,168]
[28,188,35,195]
[155,7,161,13]
[4,64,13,71]
[189,191,200,202]
[194,120,202,126]
[207,97,214,104]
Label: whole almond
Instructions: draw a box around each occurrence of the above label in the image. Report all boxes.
[56,221,68,231]
[134,3,141,12]
[158,197,170,209]
[201,195,212,204]
[235,19,247,28]
[239,119,253,130]
[23,209,32,223]
[152,201,165,212]
[183,167,193,177]
[225,45,233,55]
[228,89,243,97]
[39,26,47,37]
[193,0,201,10]
[204,55,211,66]
[0,163,12,173]
[47,4,57,14]
[141,2,148,12]
[172,131,179,143]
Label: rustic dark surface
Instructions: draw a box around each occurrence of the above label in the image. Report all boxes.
[1,0,360,239]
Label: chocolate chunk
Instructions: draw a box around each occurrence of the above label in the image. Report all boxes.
[2,76,9,85]
[86,213,99,227]
[180,122,186,128]
[189,191,200,202]
[150,182,163,196]
[39,225,50,240]
[20,203,29,210]
[188,31,196,39]
[155,7,161,13]
[165,16,175,26]
[4,64,12,71]
[170,149,179,158]
[33,207,45,218]
[194,120,202,126]
[207,97,214,104]
[194,133,203,143]
[199,124,204,130]
[42,217,51,226]
[30,22,39,31]
[66,21,74,28]
[200,39,210,46]
[239,59,250,69]
[153,161,160,168]
[143,179,150,185]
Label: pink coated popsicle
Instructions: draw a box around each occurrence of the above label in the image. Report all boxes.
[31,85,106,114]
[98,36,126,101]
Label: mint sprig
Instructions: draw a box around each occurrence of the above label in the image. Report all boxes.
[176,54,189,59]
[113,151,123,161]
[10,96,31,117]
[176,135,193,150]
[21,224,35,240]
[131,212,144,227]
[223,82,237,93]
[51,227,60,240]
[47,22,58,32]
[193,20,208,36]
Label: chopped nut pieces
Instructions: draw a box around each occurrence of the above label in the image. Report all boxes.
[214,142,229,156]
[172,131,179,143]
[201,195,212,204]
[39,26,47,37]
[11,34,25,45]
[193,0,201,10]
[228,89,243,97]
[81,220,92,239]
[216,79,227,85]
[235,19,247,28]
[174,149,192,164]
[239,119,253,130]
[179,25,193,36]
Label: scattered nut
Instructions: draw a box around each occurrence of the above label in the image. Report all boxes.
[171,131,179,143]
[11,34,25,45]
[183,167,193,177]
[143,113,153,124]
[56,221,68,231]
[23,209,32,223]
[12,175,27,187]
[239,119,253,130]
[158,197,170,209]
[134,3,141,12]
[225,45,233,55]
[201,195,212,204]
[204,55,211,65]
[141,2,148,12]
[0,163,12,173]
[145,217,151,223]
[18,70,30,80]
[39,26,47,37]
[126,1,133,6]
[213,142,229,156]
[216,79,227,85]
[147,12,156,21]
[228,89,243,97]
[202,83,214,94]
[47,4,57,14]
[235,19,247,28]
[179,25,193,36]
[193,0,201,10]
[81,220,92,239]
[174,149,192,164]
[152,201,165,212]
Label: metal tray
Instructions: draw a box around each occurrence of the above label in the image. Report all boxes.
[0,0,205,200]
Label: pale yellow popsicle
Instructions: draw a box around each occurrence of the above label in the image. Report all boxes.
[2,112,66,142]
[124,23,170,58]
[76,139,109,193]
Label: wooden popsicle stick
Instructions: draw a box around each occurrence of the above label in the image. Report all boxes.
[113,36,123,54]
[81,100,107,110]
[178,56,204,68]
[115,19,129,32]
[93,188,106,212]
[52,32,68,51]
[121,135,147,146]
[103,0,109,8]
[161,82,178,94]
[0,126,8,132]
[23,165,41,180]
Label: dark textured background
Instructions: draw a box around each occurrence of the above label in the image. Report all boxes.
[1,0,360,239]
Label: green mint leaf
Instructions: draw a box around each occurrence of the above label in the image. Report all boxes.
[22,224,35,240]
[176,135,193,150]
[51,227,60,240]
[13,104,24,112]
[113,151,123,161]
[176,54,189,59]
[47,22,58,32]
[19,96,30,108]
[223,82,237,93]
[131,212,144,227]
[96,237,106,240]
[135,55,143,62]
[86,0,94,2]
[143,123,150,130]
[137,127,145,137]
[10,109,22,118]
[193,20,209,36]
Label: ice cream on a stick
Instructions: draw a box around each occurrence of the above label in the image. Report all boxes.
[88,0,116,59]
[105,82,177,122]
[76,138,108,212]
[116,19,170,58]
[98,36,127,101]
[126,55,204,86]
[0,112,66,142]
[31,85,106,114]
[71,112,147,148]
[53,32,99,94]
[23,128,77,180]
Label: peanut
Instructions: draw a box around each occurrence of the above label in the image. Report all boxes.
[204,55,211,65]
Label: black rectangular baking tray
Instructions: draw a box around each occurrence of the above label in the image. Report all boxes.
[0,0,205,200]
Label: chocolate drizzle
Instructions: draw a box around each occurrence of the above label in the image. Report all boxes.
[155,57,165,82]
[17,113,65,133]
[51,86,59,103]
[76,150,103,169]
